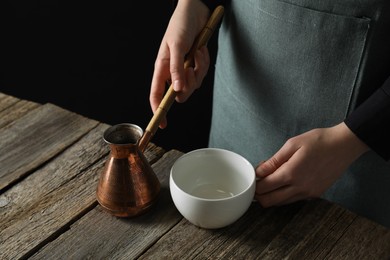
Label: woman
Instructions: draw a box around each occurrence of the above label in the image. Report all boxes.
[149,0,390,227]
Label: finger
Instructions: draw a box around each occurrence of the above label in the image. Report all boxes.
[176,67,196,103]
[193,46,210,87]
[254,185,305,208]
[255,165,292,195]
[170,44,186,92]
[150,65,170,111]
[150,47,171,129]
[255,139,301,178]
[176,48,210,103]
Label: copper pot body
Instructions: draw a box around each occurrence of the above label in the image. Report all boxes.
[96,123,160,217]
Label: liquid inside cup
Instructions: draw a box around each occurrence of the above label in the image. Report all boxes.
[190,183,235,199]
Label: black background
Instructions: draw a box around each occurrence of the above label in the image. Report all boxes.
[0,1,217,152]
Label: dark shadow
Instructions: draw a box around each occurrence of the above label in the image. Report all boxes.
[0,0,217,152]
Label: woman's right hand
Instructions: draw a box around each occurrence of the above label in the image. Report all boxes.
[149,0,211,129]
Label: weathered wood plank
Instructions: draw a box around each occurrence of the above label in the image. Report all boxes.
[0,100,40,129]
[0,124,107,260]
[2,91,389,259]
[256,200,352,259]
[137,201,303,259]
[255,200,390,259]
[323,217,390,259]
[138,199,390,259]
[144,142,167,165]
[28,149,183,260]
[0,123,166,260]
[0,103,99,192]
[0,92,20,111]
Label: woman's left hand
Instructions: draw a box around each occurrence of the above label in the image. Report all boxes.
[254,122,370,207]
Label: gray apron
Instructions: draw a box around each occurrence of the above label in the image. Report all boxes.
[209,0,390,227]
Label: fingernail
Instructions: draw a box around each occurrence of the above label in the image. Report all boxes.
[173,80,181,92]
[256,160,266,170]
[255,161,266,176]
[256,168,264,177]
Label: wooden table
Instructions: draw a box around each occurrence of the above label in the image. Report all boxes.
[1,91,390,260]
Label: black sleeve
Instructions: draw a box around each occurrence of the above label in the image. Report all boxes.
[172,0,226,11]
[199,0,226,11]
[344,76,390,161]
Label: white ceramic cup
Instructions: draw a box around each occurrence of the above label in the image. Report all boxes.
[170,148,256,229]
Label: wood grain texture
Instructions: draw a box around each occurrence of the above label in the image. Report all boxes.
[0,103,99,191]
[0,99,40,129]
[138,199,390,259]
[0,92,20,110]
[1,92,390,260]
[0,123,108,259]
[0,102,166,260]
[29,149,183,260]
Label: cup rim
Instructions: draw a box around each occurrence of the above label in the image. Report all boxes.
[103,123,143,145]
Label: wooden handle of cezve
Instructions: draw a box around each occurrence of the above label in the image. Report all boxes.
[139,5,224,152]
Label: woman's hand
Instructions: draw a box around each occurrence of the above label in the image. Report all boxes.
[255,122,370,207]
[149,0,211,129]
